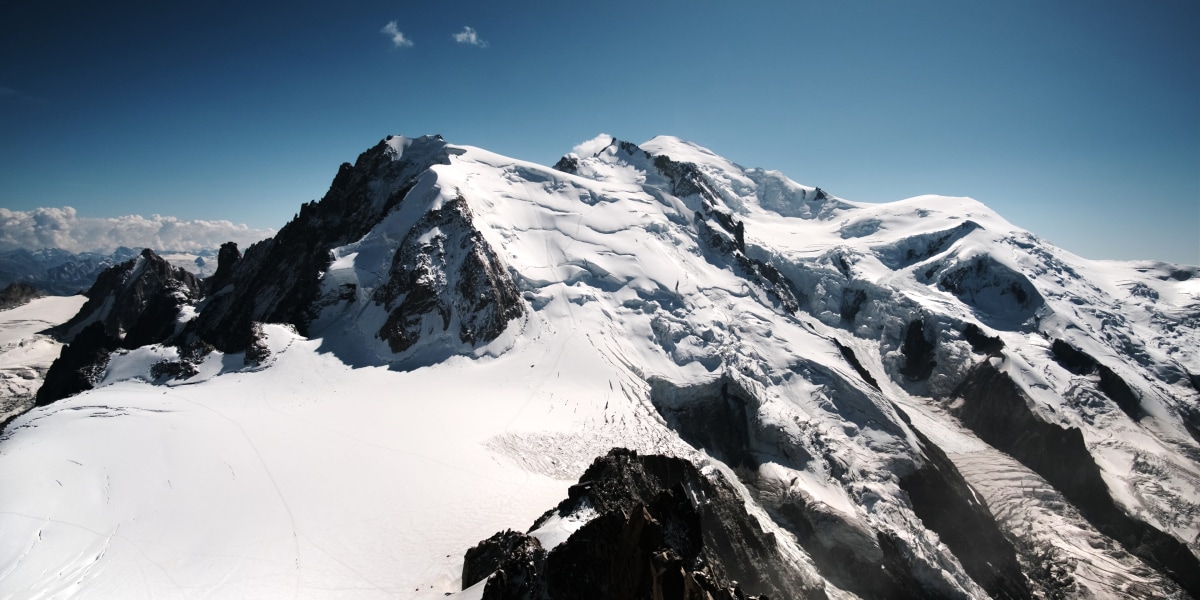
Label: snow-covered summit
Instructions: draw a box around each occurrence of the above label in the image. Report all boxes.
[1,133,1198,599]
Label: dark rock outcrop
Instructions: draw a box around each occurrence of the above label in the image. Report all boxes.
[654,153,715,201]
[639,142,807,317]
[373,196,523,353]
[695,218,802,315]
[0,282,43,310]
[463,449,824,600]
[923,255,1043,327]
[32,135,524,387]
[35,249,200,405]
[463,529,546,596]
[900,319,937,381]
[834,340,880,390]
[204,241,241,296]
[1049,339,1143,420]
[191,135,455,353]
[896,410,1031,599]
[648,375,767,470]
[952,361,1200,597]
[839,287,867,322]
[551,155,579,174]
[54,248,201,348]
[35,322,119,405]
[962,323,1003,355]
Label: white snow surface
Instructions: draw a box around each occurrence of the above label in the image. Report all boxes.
[1,134,1197,598]
[0,295,88,422]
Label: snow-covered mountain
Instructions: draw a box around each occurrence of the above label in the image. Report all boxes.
[1,134,1197,599]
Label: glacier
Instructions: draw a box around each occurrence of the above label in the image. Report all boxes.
[0,133,1197,599]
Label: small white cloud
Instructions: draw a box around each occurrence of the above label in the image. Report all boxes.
[381,21,414,48]
[572,134,616,157]
[0,207,275,254]
[453,26,487,48]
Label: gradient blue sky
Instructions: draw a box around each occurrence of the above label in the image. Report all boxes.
[2,1,1197,263]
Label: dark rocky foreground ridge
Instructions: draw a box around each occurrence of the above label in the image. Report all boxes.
[463,449,825,600]
[16,133,1200,598]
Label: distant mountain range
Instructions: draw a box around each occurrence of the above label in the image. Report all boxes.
[0,246,217,295]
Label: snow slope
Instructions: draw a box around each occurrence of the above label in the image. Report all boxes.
[0,295,87,423]
[1,133,1197,599]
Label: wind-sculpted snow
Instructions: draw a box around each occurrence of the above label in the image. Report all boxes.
[1,133,1197,598]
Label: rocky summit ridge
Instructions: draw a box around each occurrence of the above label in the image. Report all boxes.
[5,133,1199,599]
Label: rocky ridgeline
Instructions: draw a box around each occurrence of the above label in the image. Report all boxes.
[463,449,824,600]
[189,135,459,353]
[0,282,44,310]
[35,135,525,403]
[37,249,201,404]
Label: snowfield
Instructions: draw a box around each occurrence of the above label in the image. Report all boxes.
[1,323,682,598]
[1,134,1197,599]
[0,295,88,423]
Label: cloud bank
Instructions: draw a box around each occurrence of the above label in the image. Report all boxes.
[0,207,275,254]
[381,21,414,47]
[453,26,487,47]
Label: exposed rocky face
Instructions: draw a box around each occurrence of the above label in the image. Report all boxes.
[203,241,242,296]
[899,319,937,381]
[33,135,529,406]
[0,282,43,310]
[55,248,200,347]
[643,152,804,317]
[550,154,579,174]
[191,135,458,353]
[35,322,119,406]
[463,448,825,600]
[35,249,200,405]
[373,196,523,353]
[1049,338,1144,420]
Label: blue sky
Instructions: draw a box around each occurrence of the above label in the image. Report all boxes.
[2,0,1197,263]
